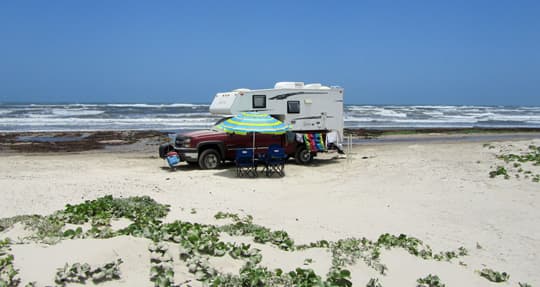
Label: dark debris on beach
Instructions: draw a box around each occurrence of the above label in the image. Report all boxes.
[0,131,169,153]
[2,127,540,153]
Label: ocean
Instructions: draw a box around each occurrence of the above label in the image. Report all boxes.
[1,103,540,132]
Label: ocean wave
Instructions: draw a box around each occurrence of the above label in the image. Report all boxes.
[0,117,218,132]
[2,104,540,131]
[105,103,208,108]
[345,117,479,124]
[20,109,106,118]
[0,117,217,123]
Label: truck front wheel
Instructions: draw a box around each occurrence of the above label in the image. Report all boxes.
[295,146,313,165]
[198,149,221,169]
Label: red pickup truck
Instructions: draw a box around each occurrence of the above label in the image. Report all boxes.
[159,125,315,169]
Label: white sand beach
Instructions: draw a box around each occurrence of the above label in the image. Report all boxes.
[1,137,539,286]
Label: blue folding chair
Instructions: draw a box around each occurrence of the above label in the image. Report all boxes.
[263,144,286,177]
[235,149,258,177]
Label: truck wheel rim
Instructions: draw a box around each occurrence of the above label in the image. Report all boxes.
[301,150,310,161]
[205,154,218,168]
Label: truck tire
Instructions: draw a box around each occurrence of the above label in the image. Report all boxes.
[198,149,221,169]
[295,145,313,164]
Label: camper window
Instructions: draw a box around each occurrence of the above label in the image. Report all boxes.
[252,95,266,109]
[287,101,300,114]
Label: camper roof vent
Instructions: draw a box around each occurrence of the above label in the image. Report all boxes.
[274,82,304,89]
[305,83,331,89]
[304,83,322,89]
[233,88,251,92]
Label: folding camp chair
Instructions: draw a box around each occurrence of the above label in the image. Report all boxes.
[263,144,286,177]
[235,149,258,177]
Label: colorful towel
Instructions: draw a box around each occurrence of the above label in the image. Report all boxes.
[303,133,326,152]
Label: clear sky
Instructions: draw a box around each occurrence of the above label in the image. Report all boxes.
[0,1,539,105]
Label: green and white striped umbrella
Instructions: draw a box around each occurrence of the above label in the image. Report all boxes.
[216,112,291,164]
[216,112,291,135]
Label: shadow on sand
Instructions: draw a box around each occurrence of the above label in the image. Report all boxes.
[159,156,345,177]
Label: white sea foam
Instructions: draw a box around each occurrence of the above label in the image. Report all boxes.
[422,111,444,116]
[482,114,540,121]
[51,109,105,116]
[372,108,408,118]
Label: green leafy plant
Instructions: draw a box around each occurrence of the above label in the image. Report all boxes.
[214,211,245,222]
[490,144,540,182]
[326,268,353,287]
[366,278,382,287]
[186,255,218,281]
[0,196,171,244]
[377,233,467,261]
[229,243,262,264]
[149,242,175,287]
[489,166,508,178]
[90,260,123,283]
[0,238,21,287]
[215,213,295,251]
[288,268,322,287]
[303,258,313,265]
[208,265,289,287]
[59,195,170,226]
[0,198,480,286]
[478,268,509,282]
[54,259,122,286]
[296,240,330,250]
[0,215,41,233]
[417,274,445,287]
[331,237,386,275]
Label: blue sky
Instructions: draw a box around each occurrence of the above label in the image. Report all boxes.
[0,1,539,105]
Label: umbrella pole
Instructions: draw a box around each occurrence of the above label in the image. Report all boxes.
[252,132,255,164]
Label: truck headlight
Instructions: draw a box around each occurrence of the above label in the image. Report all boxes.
[183,138,191,147]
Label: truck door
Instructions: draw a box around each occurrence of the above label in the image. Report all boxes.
[256,134,282,154]
[224,133,246,160]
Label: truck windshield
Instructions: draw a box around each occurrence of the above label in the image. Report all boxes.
[211,116,233,131]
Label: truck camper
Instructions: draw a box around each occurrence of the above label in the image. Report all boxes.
[159,82,344,169]
[209,82,344,140]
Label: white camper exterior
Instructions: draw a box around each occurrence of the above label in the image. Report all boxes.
[209,82,344,141]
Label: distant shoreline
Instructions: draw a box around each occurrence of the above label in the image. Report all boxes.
[1,128,540,153]
[344,127,540,137]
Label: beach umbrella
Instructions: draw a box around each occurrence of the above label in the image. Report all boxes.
[215,112,291,162]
